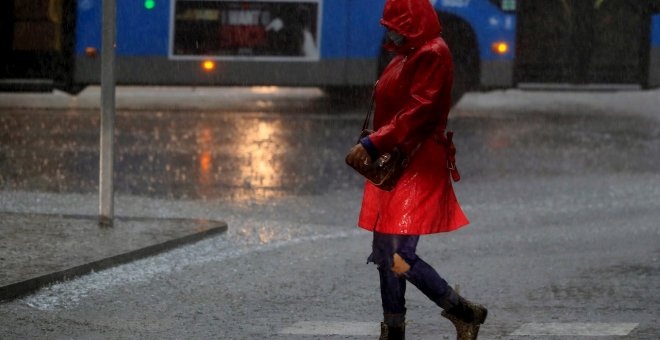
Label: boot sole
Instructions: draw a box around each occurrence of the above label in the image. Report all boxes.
[441,311,484,340]
[441,307,488,325]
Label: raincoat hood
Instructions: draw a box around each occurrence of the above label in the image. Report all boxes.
[380,0,442,52]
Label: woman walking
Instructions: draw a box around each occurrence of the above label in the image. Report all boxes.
[345,0,487,339]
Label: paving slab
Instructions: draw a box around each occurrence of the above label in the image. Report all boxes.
[0,212,226,301]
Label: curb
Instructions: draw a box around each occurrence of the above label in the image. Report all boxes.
[0,216,227,302]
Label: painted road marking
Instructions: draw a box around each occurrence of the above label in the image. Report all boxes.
[280,321,379,336]
[281,321,640,337]
[511,323,638,336]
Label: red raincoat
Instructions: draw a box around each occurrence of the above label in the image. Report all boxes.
[358,0,469,235]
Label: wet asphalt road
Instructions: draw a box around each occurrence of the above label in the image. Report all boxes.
[0,87,659,339]
[0,89,365,201]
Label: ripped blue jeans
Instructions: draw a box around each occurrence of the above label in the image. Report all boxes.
[368,231,458,315]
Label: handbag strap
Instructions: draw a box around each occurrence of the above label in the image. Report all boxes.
[362,81,379,132]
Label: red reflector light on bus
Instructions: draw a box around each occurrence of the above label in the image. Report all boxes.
[85,47,97,57]
[492,42,509,54]
[202,60,216,72]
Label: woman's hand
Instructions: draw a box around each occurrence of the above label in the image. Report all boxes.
[346,144,372,169]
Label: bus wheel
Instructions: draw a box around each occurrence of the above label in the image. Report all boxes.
[56,83,87,95]
[65,84,87,95]
[323,86,372,104]
[441,16,480,106]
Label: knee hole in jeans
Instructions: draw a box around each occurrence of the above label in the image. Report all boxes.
[392,253,411,275]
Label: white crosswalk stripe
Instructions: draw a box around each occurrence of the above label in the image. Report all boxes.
[510,322,639,336]
[280,321,380,336]
[280,321,640,337]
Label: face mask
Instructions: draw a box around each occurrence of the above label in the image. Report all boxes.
[387,30,405,46]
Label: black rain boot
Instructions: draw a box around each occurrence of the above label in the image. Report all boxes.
[379,322,405,340]
[441,296,488,340]
[379,313,405,340]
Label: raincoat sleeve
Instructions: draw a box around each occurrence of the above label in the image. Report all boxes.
[368,47,451,154]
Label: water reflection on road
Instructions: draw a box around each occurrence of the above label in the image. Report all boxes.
[1,88,658,202]
[0,90,365,201]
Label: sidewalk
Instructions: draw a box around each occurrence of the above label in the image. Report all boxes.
[0,212,226,301]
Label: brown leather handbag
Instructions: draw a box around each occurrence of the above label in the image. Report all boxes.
[345,82,410,191]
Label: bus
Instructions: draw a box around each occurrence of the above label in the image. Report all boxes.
[1,0,659,103]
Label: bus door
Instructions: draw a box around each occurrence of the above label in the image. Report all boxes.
[0,0,75,92]
[515,0,650,86]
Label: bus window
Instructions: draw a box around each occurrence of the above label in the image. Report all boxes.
[0,0,72,92]
[488,0,518,12]
[171,0,320,60]
[516,0,650,85]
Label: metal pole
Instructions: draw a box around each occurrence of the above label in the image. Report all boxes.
[99,0,116,227]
